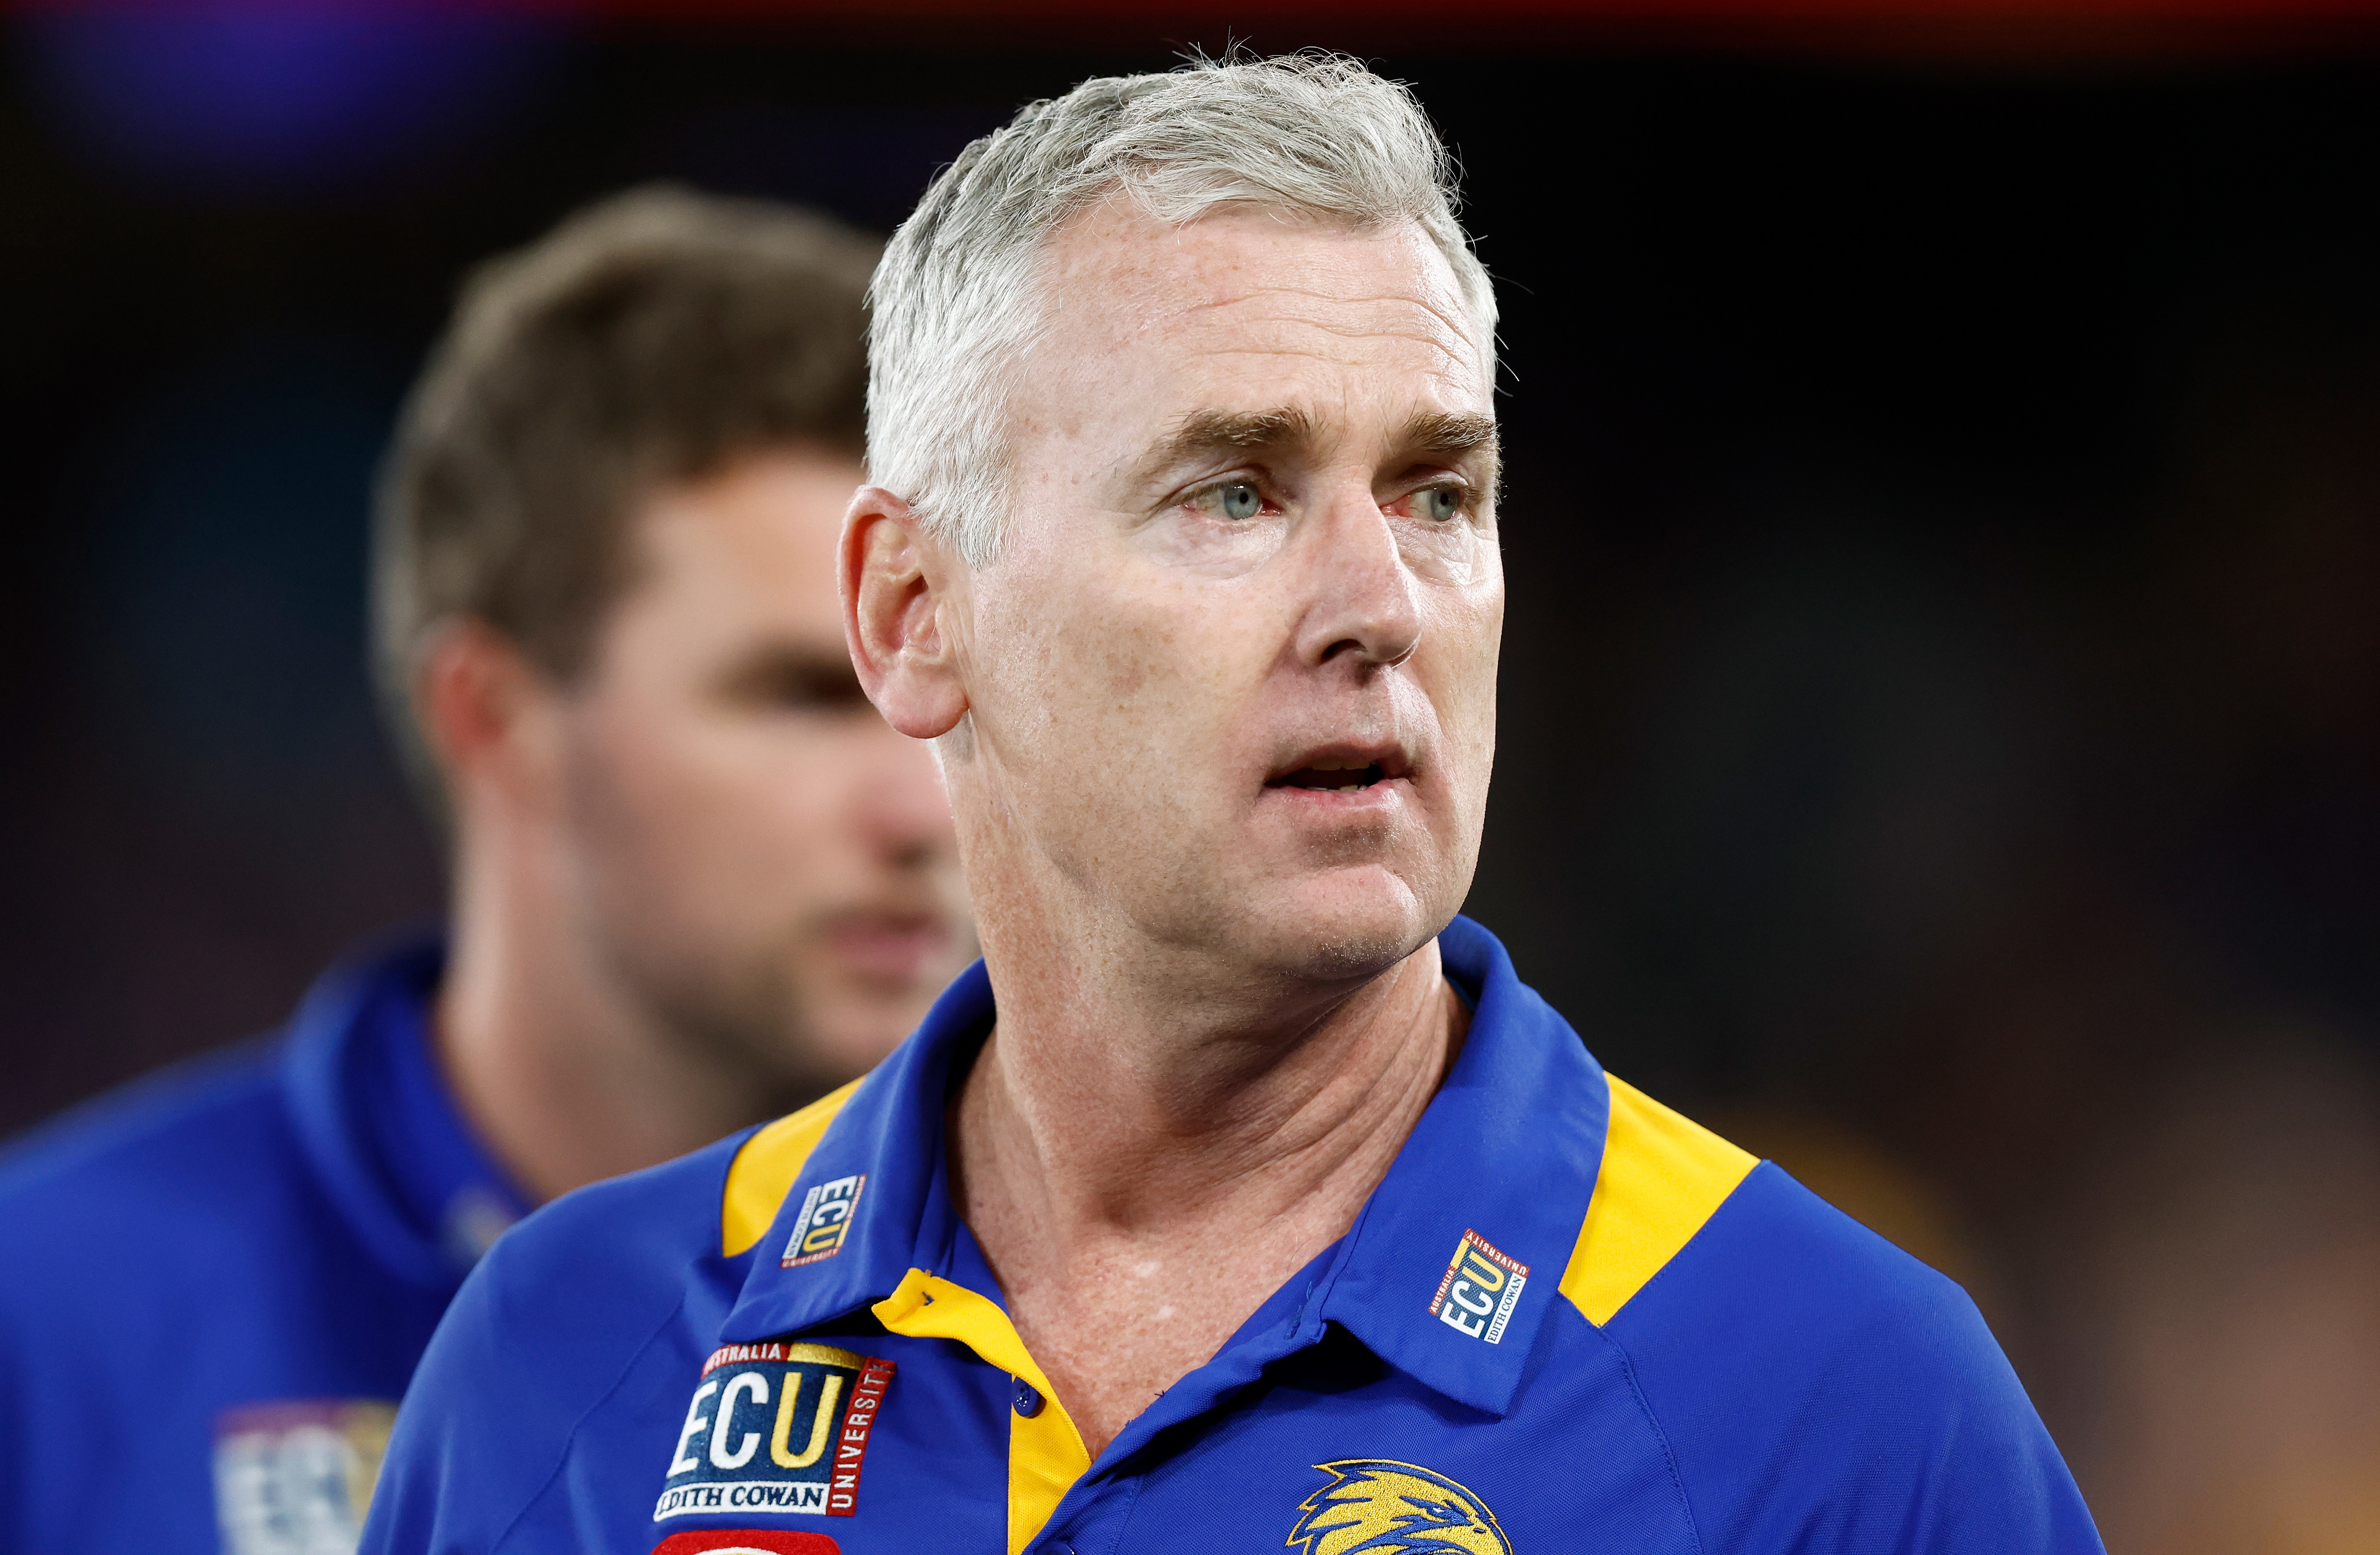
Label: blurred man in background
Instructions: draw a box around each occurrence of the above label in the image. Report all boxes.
[0,187,970,1555]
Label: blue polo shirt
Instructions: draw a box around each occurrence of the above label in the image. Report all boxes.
[0,933,527,1555]
[363,915,2099,1555]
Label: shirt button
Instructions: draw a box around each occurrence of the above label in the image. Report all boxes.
[1012,1378,1045,1418]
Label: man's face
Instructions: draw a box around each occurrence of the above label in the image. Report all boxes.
[950,204,1501,983]
[560,448,972,1091]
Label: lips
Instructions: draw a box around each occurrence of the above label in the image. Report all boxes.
[823,911,951,985]
[1265,743,1412,795]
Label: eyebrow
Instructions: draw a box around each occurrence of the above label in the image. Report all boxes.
[1402,411,1500,465]
[1151,406,1320,469]
[1139,406,1500,488]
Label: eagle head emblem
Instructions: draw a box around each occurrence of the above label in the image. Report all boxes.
[1287,1460,1512,1555]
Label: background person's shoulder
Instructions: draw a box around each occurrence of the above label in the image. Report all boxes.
[0,1035,298,1275]
[359,1128,760,1555]
[473,1124,756,1303]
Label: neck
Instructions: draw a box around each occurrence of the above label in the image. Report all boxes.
[434,813,799,1204]
[957,936,1460,1224]
[950,904,1465,1456]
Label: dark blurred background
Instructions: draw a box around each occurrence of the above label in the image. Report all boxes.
[4,6,2377,1546]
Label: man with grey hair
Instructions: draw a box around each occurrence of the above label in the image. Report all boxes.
[364,56,2100,1555]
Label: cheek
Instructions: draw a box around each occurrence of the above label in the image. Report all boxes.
[576,694,815,860]
[1098,611,1206,725]
[591,697,734,813]
[558,715,679,894]
[1101,594,1279,775]
[1423,604,1504,779]
[981,565,1223,757]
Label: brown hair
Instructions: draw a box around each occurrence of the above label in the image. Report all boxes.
[374,184,878,729]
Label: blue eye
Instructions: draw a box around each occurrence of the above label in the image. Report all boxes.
[1420,486,1463,522]
[1218,482,1261,521]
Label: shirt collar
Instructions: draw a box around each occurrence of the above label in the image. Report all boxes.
[1312,915,1607,1417]
[722,959,995,1343]
[721,918,1608,1420]
[279,926,531,1288]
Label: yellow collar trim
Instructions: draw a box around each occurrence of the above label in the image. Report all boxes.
[720,1079,865,1258]
[875,1269,1091,1555]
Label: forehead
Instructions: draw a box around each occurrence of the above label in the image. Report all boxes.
[621,449,859,627]
[1025,202,1492,436]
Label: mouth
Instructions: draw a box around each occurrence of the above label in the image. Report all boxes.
[1264,744,1412,796]
[823,910,952,986]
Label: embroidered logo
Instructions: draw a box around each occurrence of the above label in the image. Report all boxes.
[650,1533,840,1554]
[1427,1229,1529,1344]
[781,1174,866,1268]
[655,1342,895,1522]
[1288,1460,1513,1554]
[213,1399,396,1555]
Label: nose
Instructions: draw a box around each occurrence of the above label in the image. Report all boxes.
[1291,491,1423,671]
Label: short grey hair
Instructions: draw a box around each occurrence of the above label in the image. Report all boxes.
[867,53,1496,566]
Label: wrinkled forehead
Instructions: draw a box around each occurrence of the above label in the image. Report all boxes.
[1023,202,1493,450]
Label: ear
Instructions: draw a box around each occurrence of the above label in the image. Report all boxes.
[842,486,969,740]
[411,618,561,802]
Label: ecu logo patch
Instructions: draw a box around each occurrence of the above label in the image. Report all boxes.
[213,1398,396,1555]
[1288,1460,1514,1554]
[656,1342,894,1522]
[651,1533,840,1554]
[781,1174,866,1267]
[1428,1229,1529,1344]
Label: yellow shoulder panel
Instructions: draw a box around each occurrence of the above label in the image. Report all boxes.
[1560,1074,1759,1326]
[720,1079,865,1257]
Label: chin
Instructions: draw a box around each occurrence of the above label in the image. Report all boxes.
[1242,870,1441,982]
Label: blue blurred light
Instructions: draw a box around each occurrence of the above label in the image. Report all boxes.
[19,4,567,198]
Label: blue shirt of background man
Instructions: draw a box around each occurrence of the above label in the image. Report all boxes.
[363,915,2102,1555]
[0,933,527,1555]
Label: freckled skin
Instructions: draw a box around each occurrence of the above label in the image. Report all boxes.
[965,208,1500,990]
[844,203,1502,1455]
